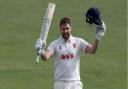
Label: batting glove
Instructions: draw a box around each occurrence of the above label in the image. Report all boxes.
[95,20,106,40]
[35,39,46,53]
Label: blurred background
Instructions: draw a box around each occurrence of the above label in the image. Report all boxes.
[0,0,127,89]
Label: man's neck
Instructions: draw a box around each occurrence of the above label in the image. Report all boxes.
[61,35,72,42]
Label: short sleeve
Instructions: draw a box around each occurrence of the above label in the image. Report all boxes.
[47,41,56,55]
[79,38,89,53]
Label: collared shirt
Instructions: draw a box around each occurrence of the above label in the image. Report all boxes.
[47,35,89,81]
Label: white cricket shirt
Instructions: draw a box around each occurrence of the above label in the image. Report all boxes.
[47,35,89,81]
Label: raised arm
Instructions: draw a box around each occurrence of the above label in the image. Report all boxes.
[40,41,55,61]
[85,6,106,54]
[35,39,54,61]
[85,21,106,54]
[85,39,99,54]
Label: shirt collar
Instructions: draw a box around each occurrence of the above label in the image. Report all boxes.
[60,35,73,43]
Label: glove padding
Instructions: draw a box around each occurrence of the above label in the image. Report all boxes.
[35,39,46,55]
[94,20,106,40]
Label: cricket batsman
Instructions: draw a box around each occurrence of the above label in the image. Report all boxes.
[35,7,106,89]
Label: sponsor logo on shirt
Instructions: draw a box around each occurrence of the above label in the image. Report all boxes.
[61,54,75,60]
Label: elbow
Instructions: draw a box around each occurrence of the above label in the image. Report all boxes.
[92,50,96,54]
[91,49,97,54]
[92,47,98,54]
[85,44,98,54]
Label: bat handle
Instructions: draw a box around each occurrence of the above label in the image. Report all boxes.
[35,49,41,64]
[35,49,45,64]
[36,55,40,64]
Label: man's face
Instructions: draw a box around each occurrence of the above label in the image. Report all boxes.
[60,23,72,41]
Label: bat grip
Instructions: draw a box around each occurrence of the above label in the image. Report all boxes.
[35,49,45,64]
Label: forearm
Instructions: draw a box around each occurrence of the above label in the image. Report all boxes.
[41,50,52,61]
[91,39,99,53]
[85,39,99,54]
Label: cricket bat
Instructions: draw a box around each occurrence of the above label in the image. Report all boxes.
[36,3,56,64]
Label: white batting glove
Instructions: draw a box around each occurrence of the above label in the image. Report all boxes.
[94,20,106,40]
[35,39,46,54]
[35,39,43,49]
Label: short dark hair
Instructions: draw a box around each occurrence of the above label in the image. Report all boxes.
[60,17,71,27]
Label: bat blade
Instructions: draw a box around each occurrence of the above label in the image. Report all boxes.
[40,3,56,42]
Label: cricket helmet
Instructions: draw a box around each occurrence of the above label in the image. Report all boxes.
[86,6,102,25]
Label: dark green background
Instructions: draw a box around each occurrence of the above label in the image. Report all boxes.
[0,0,127,89]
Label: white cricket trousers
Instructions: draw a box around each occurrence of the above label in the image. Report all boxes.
[54,80,83,89]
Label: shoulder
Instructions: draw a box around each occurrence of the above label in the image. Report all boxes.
[49,38,60,46]
[72,36,89,47]
[72,36,87,43]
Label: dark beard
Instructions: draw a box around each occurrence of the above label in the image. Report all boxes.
[62,33,70,41]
